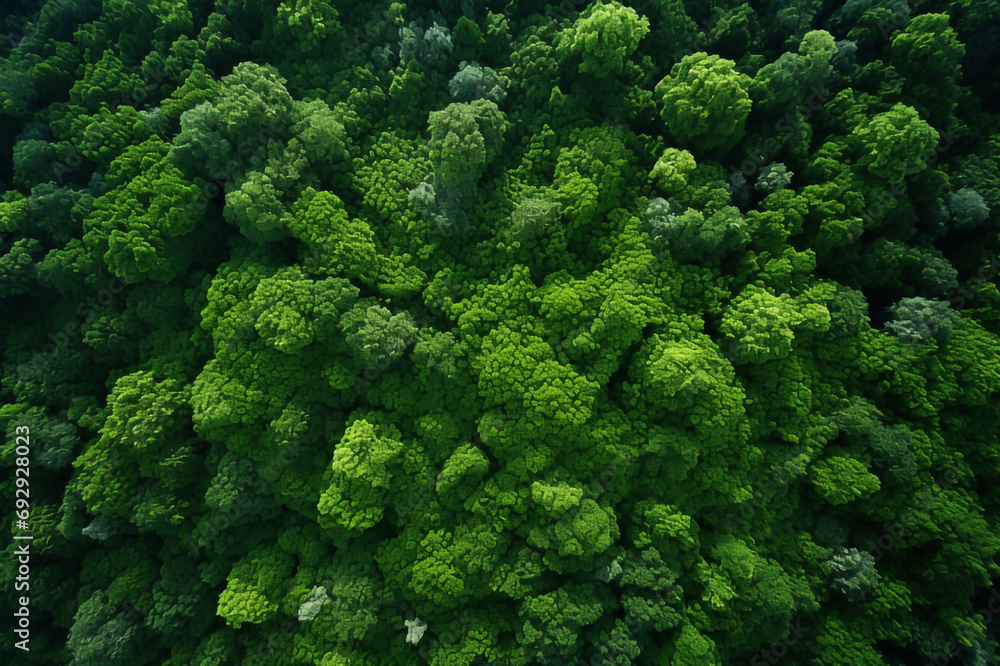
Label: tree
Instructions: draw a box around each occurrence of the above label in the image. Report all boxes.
[668,624,721,665]
[285,98,350,182]
[655,53,753,153]
[67,591,143,665]
[317,419,404,541]
[755,163,793,193]
[507,27,560,103]
[516,583,607,663]
[216,545,295,628]
[69,49,142,110]
[809,456,881,505]
[160,62,217,123]
[223,171,286,243]
[947,188,990,230]
[825,546,880,602]
[448,61,509,103]
[507,188,561,243]
[436,442,490,501]
[646,200,749,263]
[884,297,961,344]
[750,30,836,115]
[399,21,453,69]
[427,99,508,189]
[850,103,939,183]
[889,13,965,124]
[83,138,210,283]
[719,284,830,364]
[452,16,484,61]
[171,102,232,179]
[555,1,650,78]
[212,61,294,149]
[285,187,378,283]
[650,148,697,197]
[338,303,418,370]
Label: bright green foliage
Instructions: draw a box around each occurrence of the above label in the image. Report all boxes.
[695,536,801,654]
[286,98,350,179]
[223,171,286,243]
[668,625,721,665]
[810,455,881,505]
[69,50,143,110]
[213,61,294,147]
[516,583,606,663]
[719,284,830,364]
[216,545,295,628]
[339,303,418,369]
[655,53,753,153]
[83,138,206,283]
[437,442,490,498]
[317,419,404,540]
[555,1,650,78]
[650,148,697,197]
[285,187,377,282]
[850,103,939,182]
[160,62,217,123]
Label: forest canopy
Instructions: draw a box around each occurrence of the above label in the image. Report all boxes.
[2,0,1000,664]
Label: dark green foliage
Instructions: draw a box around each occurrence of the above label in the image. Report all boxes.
[825,546,880,603]
[948,187,991,230]
[885,296,961,344]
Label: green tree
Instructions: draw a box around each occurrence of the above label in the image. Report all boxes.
[850,103,939,183]
[317,419,404,542]
[655,53,752,153]
[427,99,508,189]
[555,1,650,78]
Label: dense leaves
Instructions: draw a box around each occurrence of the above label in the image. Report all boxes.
[3,0,1000,665]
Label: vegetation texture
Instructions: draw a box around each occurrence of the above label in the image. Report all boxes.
[2,0,1000,664]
